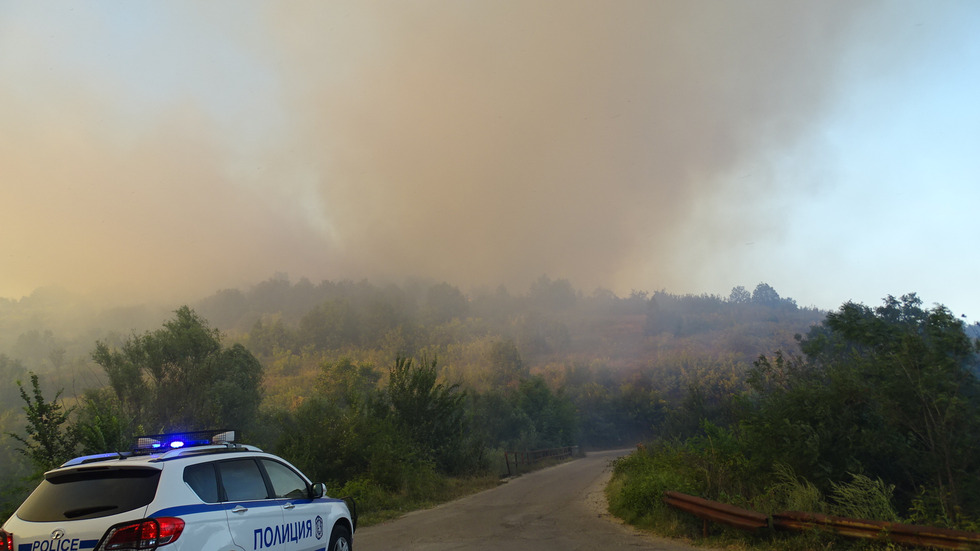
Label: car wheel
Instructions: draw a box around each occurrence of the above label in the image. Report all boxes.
[329,524,352,551]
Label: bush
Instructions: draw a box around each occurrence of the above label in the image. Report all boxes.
[754,463,825,514]
[606,444,701,532]
[829,473,898,522]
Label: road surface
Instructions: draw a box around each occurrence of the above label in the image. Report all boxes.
[355,449,706,550]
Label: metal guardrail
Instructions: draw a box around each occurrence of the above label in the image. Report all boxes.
[773,511,980,550]
[664,491,768,535]
[664,491,980,549]
[503,446,579,476]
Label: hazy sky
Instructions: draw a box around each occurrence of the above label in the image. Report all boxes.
[2,1,978,318]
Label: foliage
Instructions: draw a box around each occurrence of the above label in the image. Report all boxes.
[383,355,476,474]
[0,354,28,406]
[527,275,578,311]
[299,299,361,349]
[606,442,703,534]
[828,473,898,522]
[729,285,751,304]
[74,388,130,455]
[742,294,980,522]
[511,376,577,448]
[273,355,482,495]
[572,374,665,448]
[90,306,264,433]
[609,292,980,549]
[0,276,837,533]
[0,409,32,521]
[422,282,469,325]
[466,375,578,452]
[7,373,78,477]
[610,441,907,549]
[483,339,527,389]
[756,463,825,514]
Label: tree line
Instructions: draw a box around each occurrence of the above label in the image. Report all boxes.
[2,277,827,519]
[3,306,579,517]
[609,293,980,541]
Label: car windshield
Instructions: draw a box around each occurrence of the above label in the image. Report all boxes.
[17,467,161,522]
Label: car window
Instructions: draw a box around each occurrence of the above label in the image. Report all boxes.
[184,463,219,503]
[17,468,161,522]
[262,460,308,499]
[218,459,269,502]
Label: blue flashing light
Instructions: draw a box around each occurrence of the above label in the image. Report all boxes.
[133,429,236,454]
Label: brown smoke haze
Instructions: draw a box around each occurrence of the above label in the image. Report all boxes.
[1,2,878,303]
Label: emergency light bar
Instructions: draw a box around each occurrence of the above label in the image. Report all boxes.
[134,429,236,453]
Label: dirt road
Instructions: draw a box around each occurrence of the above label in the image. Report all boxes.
[354,449,703,550]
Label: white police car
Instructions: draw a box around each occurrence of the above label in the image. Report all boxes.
[0,430,355,551]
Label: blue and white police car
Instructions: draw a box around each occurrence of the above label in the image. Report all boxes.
[0,430,355,551]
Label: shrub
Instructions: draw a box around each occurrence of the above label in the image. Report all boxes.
[829,473,898,522]
[607,445,701,532]
[754,463,826,514]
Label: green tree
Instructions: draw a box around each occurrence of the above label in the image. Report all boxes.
[7,373,78,476]
[74,388,129,455]
[246,315,294,357]
[743,294,980,520]
[91,306,264,433]
[0,354,28,405]
[513,376,577,448]
[298,299,361,349]
[485,339,527,389]
[274,356,472,490]
[383,356,475,473]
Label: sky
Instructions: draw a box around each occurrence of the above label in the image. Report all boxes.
[1,1,978,319]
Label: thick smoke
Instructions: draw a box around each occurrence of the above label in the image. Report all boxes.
[1,1,871,301]
[261,1,865,293]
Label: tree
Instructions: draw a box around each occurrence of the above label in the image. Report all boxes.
[729,286,751,304]
[423,282,469,325]
[513,376,577,448]
[8,373,78,476]
[246,315,294,357]
[644,294,681,336]
[527,275,578,311]
[383,356,474,473]
[0,354,28,405]
[75,388,129,455]
[298,299,361,349]
[743,294,980,520]
[91,306,264,433]
[273,358,406,489]
[751,282,781,306]
[485,339,527,389]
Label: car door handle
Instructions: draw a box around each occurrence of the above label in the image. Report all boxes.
[231,505,248,514]
[282,502,295,510]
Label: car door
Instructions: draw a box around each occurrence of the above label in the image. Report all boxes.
[180,462,242,549]
[217,458,287,551]
[260,459,327,551]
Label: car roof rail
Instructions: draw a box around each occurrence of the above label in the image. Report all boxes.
[61,451,133,467]
[151,443,263,462]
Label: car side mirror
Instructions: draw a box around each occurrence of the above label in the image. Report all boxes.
[311,482,327,499]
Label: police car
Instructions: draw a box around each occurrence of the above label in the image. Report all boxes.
[0,430,356,551]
